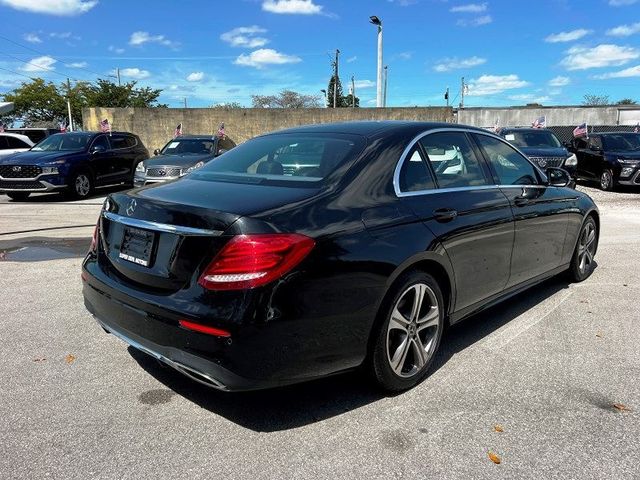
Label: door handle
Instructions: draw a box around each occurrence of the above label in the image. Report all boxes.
[514,196,529,207]
[433,208,458,222]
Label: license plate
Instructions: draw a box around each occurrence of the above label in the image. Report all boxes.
[119,227,155,267]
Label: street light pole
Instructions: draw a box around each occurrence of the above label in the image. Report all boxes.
[370,16,383,108]
[383,65,388,107]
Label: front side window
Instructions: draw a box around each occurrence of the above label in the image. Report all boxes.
[588,136,603,151]
[420,132,489,188]
[91,135,111,151]
[398,148,435,192]
[474,134,539,186]
[192,133,365,185]
[31,133,92,152]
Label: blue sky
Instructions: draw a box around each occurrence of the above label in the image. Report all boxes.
[1,0,640,108]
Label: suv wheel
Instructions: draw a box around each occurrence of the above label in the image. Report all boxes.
[67,171,93,199]
[600,169,614,191]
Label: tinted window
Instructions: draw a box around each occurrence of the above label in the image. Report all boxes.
[92,135,110,151]
[398,148,435,192]
[161,139,215,155]
[6,136,30,148]
[192,133,365,185]
[32,133,92,152]
[475,135,539,186]
[420,132,489,188]
[588,136,603,151]
[573,138,588,149]
[602,133,640,151]
[0,137,8,149]
[502,130,562,148]
[110,135,129,149]
[125,135,138,148]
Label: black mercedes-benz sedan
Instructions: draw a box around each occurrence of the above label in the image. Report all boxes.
[82,122,599,392]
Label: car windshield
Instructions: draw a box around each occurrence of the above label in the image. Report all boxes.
[31,133,92,152]
[161,139,215,155]
[191,133,366,186]
[602,133,640,151]
[503,130,562,148]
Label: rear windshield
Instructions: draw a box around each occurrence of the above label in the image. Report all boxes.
[191,133,365,186]
[602,133,640,151]
[503,130,562,148]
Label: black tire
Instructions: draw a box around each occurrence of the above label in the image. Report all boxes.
[6,192,30,201]
[66,170,94,199]
[567,216,598,282]
[599,169,614,191]
[370,271,445,392]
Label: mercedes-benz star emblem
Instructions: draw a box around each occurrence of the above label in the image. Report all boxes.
[126,199,137,216]
[12,166,21,172]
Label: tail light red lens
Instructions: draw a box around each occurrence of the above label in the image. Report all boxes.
[198,234,315,290]
[179,319,231,337]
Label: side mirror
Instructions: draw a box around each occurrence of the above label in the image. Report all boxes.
[546,167,571,187]
[153,149,160,156]
[562,141,571,148]
[91,144,106,154]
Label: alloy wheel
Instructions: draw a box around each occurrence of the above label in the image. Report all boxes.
[600,170,612,190]
[386,283,440,378]
[578,221,597,275]
[75,174,91,197]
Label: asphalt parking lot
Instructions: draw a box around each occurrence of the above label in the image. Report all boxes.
[1,184,639,479]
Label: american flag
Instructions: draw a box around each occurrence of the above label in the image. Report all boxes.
[0,123,4,133]
[174,123,183,137]
[532,115,546,128]
[59,121,68,133]
[573,122,587,138]
[635,123,639,133]
[217,122,225,138]
[100,118,111,133]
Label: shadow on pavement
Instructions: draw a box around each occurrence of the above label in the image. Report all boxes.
[129,275,576,432]
[3,184,130,203]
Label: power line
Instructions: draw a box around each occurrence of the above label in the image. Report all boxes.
[0,65,37,80]
[0,50,88,82]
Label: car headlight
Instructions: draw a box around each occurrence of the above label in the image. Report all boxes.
[564,154,577,167]
[186,161,205,173]
[135,162,145,173]
[41,166,59,175]
[617,158,640,166]
[621,167,635,177]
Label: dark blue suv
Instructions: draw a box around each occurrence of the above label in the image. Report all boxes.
[0,131,149,201]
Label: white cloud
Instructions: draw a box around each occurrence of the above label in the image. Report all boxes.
[545,29,591,43]
[67,62,88,68]
[467,74,529,96]
[609,0,638,5]
[549,75,570,87]
[594,65,640,79]
[354,80,375,89]
[457,15,492,26]
[234,48,302,68]
[21,56,56,72]
[0,0,97,15]
[561,44,639,70]
[508,94,551,104]
[23,33,42,43]
[346,56,357,63]
[607,22,640,37]
[262,0,323,15]
[108,45,124,54]
[50,32,72,38]
[116,68,150,79]
[395,51,413,60]
[129,31,176,48]
[450,3,487,13]
[186,72,204,82]
[434,56,486,72]
[220,26,269,48]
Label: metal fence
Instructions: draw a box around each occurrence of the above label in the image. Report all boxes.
[482,125,639,144]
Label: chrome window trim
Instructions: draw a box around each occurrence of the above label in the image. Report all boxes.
[393,127,548,198]
[102,211,223,236]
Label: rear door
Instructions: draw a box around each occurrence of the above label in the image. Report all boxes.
[108,134,135,182]
[472,133,573,286]
[88,135,113,183]
[397,130,515,312]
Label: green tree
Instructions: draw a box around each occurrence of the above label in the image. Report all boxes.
[616,98,637,105]
[582,94,610,106]
[343,93,360,108]
[251,90,321,108]
[1,78,67,126]
[210,102,244,109]
[327,75,347,107]
[85,79,166,108]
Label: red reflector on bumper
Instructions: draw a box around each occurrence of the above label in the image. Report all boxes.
[178,319,231,338]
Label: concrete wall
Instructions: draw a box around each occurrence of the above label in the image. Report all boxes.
[83,107,454,151]
[457,105,640,128]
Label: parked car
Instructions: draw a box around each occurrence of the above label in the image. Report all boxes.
[0,131,148,201]
[134,135,236,187]
[499,127,577,183]
[82,122,599,392]
[0,132,34,158]
[4,127,60,144]
[568,132,640,191]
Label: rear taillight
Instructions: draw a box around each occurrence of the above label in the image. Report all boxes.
[198,234,315,290]
[88,221,99,253]
[179,319,231,337]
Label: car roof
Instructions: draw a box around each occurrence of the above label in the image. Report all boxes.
[265,121,489,139]
[500,127,552,133]
[171,135,219,140]
[0,132,33,143]
[595,131,638,136]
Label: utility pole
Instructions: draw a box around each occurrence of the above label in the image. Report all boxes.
[445,87,449,107]
[333,49,340,108]
[66,78,73,132]
[383,66,388,107]
[370,16,383,107]
[460,77,465,109]
[184,98,188,108]
[116,67,121,86]
[351,75,355,108]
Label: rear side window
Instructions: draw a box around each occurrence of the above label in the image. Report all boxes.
[398,147,435,192]
[420,132,489,188]
[474,134,539,186]
[0,137,8,149]
[110,135,129,149]
[194,133,365,184]
[6,137,30,148]
[124,135,138,148]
